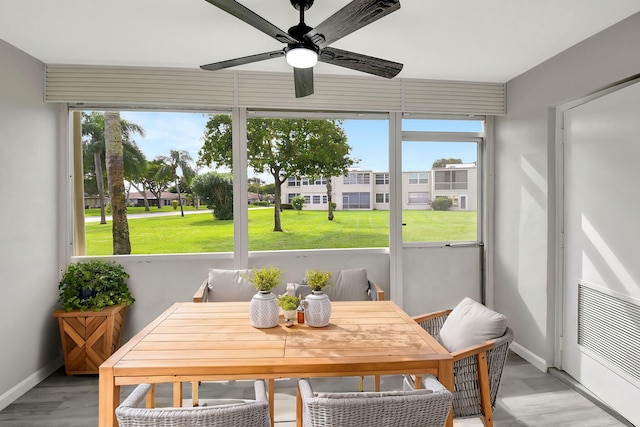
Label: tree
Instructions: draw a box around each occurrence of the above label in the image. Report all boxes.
[191,172,234,220]
[432,158,462,168]
[104,112,131,254]
[198,116,353,231]
[291,195,305,214]
[156,150,196,217]
[82,112,146,220]
[295,123,356,220]
[143,159,171,209]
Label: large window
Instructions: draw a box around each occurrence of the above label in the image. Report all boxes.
[434,169,468,190]
[408,192,430,204]
[344,172,370,185]
[408,173,428,184]
[76,110,233,256]
[375,173,389,185]
[247,114,389,251]
[342,192,371,209]
[75,111,483,254]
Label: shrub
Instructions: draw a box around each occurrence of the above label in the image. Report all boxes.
[291,195,305,213]
[432,196,453,211]
[171,200,178,210]
[281,203,293,210]
[192,172,234,220]
[58,260,134,311]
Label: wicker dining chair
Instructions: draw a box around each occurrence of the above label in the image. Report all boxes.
[116,380,271,427]
[298,377,452,427]
[405,300,514,427]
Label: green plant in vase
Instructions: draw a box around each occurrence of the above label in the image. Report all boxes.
[246,267,282,293]
[246,267,282,329]
[277,294,301,311]
[305,270,333,293]
[58,259,134,312]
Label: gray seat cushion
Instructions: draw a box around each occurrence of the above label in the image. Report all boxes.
[206,269,256,302]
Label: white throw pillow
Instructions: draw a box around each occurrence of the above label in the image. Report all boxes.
[207,269,255,302]
[437,297,508,352]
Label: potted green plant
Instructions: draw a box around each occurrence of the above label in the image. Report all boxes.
[246,267,282,328]
[303,270,333,328]
[58,260,134,311]
[53,260,135,375]
[305,270,333,293]
[247,266,282,293]
[277,294,301,324]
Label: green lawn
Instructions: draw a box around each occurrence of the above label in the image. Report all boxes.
[84,208,476,255]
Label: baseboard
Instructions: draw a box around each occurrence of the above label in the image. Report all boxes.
[0,356,63,412]
[509,341,548,372]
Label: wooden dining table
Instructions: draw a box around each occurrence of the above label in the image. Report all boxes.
[99,300,453,427]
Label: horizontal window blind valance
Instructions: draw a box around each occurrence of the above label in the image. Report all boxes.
[45,65,505,115]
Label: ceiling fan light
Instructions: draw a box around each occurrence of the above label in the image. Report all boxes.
[285,46,318,68]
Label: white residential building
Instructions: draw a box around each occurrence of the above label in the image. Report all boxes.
[282,164,477,211]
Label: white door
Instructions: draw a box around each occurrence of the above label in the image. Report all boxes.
[561,79,640,426]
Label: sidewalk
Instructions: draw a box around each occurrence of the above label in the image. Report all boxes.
[84,209,212,222]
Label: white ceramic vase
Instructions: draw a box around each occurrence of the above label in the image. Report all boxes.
[304,291,332,327]
[249,291,279,328]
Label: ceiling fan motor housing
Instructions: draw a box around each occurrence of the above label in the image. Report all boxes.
[290,0,314,11]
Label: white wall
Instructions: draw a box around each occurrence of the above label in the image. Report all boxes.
[494,12,640,367]
[0,40,62,409]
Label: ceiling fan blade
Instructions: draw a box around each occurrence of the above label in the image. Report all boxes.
[200,50,284,71]
[294,67,314,98]
[304,0,400,49]
[203,0,297,44]
[319,47,402,79]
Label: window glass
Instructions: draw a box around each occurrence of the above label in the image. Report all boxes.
[246,116,389,250]
[401,118,481,243]
[79,110,233,255]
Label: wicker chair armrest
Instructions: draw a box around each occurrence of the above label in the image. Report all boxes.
[369,281,385,301]
[119,383,152,409]
[451,340,496,362]
[254,380,268,403]
[413,310,451,337]
[412,310,451,323]
[193,277,208,302]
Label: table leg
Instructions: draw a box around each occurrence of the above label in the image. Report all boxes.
[98,367,118,427]
[173,382,182,407]
[439,359,455,427]
[268,379,275,427]
[296,383,303,427]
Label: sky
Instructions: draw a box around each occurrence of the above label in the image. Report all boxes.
[117,111,480,182]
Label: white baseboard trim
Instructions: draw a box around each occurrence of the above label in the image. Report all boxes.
[510,341,548,373]
[0,357,63,412]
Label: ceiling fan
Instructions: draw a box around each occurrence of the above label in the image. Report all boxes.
[200,0,403,98]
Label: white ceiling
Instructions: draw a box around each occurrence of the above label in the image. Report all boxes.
[1,0,639,83]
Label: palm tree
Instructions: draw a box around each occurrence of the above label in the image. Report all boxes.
[104,112,131,254]
[82,112,147,220]
[156,150,196,217]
